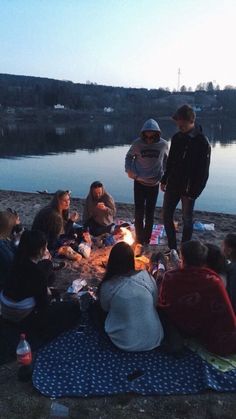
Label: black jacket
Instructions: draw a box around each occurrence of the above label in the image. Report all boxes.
[161,126,211,199]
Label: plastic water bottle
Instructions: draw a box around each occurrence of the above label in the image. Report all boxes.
[16,333,32,381]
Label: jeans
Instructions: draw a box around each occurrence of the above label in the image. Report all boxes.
[84,218,113,237]
[163,190,195,250]
[134,180,159,244]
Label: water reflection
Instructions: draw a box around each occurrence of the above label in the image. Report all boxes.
[0,117,236,158]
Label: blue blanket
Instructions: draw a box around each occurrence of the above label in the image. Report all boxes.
[33,320,236,398]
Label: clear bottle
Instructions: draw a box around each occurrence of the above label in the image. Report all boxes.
[16,333,32,381]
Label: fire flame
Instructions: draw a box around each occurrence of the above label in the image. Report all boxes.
[120,227,135,246]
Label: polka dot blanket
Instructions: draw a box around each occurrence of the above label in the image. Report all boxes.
[32,320,236,398]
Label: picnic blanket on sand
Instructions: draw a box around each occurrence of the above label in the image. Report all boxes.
[33,319,236,398]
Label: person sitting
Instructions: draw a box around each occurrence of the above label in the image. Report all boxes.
[1,230,80,342]
[0,211,18,290]
[32,190,82,251]
[83,181,116,236]
[98,242,164,351]
[158,240,236,356]
[222,233,236,313]
[205,242,227,287]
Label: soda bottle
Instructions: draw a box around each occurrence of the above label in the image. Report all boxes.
[16,333,32,381]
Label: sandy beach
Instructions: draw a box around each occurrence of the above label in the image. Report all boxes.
[0,188,236,419]
[1,189,235,285]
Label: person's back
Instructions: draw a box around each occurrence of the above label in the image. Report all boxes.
[100,270,163,351]
[159,240,236,355]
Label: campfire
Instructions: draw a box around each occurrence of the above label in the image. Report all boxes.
[119,227,135,246]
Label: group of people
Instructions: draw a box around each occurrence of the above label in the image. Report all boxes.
[0,103,235,359]
[0,182,117,343]
[125,104,211,250]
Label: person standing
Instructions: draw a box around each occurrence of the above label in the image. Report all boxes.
[125,119,168,245]
[161,105,211,252]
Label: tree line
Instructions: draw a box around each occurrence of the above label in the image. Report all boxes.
[0,73,236,117]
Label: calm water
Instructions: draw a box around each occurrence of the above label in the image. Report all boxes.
[0,118,235,214]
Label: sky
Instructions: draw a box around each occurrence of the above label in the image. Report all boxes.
[1,0,236,90]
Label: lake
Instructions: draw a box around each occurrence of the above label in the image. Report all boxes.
[0,118,235,214]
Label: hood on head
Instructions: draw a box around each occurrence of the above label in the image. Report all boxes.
[141,119,161,133]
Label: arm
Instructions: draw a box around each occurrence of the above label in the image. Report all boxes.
[161,137,176,188]
[125,143,138,179]
[188,139,211,199]
[104,194,116,218]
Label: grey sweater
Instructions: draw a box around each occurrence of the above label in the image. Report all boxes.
[100,270,164,351]
[125,137,168,186]
[83,189,116,226]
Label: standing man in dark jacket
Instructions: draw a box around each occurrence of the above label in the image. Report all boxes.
[161,105,211,251]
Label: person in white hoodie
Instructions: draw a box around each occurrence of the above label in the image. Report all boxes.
[125,119,168,245]
[99,242,164,352]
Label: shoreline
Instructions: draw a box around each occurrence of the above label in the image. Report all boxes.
[0,189,235,248]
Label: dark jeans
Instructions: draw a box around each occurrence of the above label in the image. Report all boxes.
[163,190,195,250]
[134,180,159,244]
[84,218,113,237]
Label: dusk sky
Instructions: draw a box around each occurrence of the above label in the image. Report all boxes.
[1,0,236,90]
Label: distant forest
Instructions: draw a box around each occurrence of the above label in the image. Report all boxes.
[1,73,236,118]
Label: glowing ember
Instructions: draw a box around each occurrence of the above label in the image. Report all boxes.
[120,227,135,246]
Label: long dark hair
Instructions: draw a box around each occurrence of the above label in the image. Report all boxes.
[14,230,47,265]
[103,242,135,282]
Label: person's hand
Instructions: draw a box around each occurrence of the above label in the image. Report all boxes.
[160,183,166,192]
[96,202,106,210]
[70,211,79,222]
[127,170,136,180]
[42,248,52,260]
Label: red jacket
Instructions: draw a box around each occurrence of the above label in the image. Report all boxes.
[158,267,236,355]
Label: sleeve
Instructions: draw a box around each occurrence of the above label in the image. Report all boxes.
[46,212,64,250]
[161,138,176,184]
[105,195,116,218]
[162,143,169,173]
[125,142,138,177]
[188,139,211,199]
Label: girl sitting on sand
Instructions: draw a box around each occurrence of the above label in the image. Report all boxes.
[222,234,236,313]
[1,230,80,342]
[98,242,164,351]
[32,190,81,250]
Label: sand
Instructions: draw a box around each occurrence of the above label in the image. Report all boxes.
[0,189,236,419]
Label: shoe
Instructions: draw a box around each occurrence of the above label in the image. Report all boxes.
[150,252,167,270]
